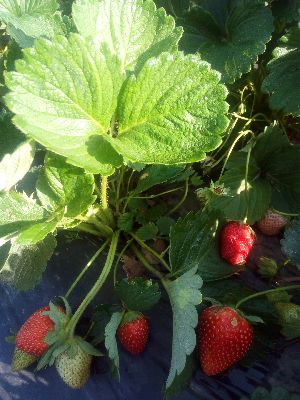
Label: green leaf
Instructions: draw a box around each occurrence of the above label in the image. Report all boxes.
[165,267,202,388]
[136,222,158,240]
[111,51,228,165]
[271,0,300,23]
[104,311,122,381]
[241,385,300,400]
[157,216,176,235]
[91,304,120,345]
[0,233,56,290]
[117,212,134,233]
[180,0,273,83]
[16,210,63,245]
[210,153,272,224]
[72,0,182,72]
[0,140,35,192]
[253,126,300,214]
[5,34,124,175]
[199,238,235,281]
[0,0,67,48]
[281,217,300,268]
[0,191,46,242]
[262,26,300,117]
[164,354,197,400]
[36,153,96,218]
[133,164,186,195]
[115,278,161,311]
[0,111,25,160]
[170,209,226,276]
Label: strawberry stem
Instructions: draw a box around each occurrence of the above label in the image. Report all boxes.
[235,284,300,309]
[65,239,110,299]
[67,231,120,337]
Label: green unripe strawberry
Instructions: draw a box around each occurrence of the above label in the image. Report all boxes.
[11,348,38,372]
[55,342,92,389]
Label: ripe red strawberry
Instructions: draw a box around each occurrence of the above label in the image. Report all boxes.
[117,313,149,355]
[197,306,253,375]
[257,209,288,236]
[220,221,255,265]
[15,306,63,357]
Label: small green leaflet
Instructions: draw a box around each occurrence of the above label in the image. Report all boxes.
[135,222,158,240]
[0,0,67,48]
[180,0,273,83]
[0,140,35,192]
[132,164,185,195]
[262,26,300,117]
[115,278,161,312]
[281,217,300,269]
[165,267,202,388]
[5,35,124,175]
[112,52,229,165]
[104,311,123,380]
[36,153,96,218]
[0,233,56,290]
[72,0,182,71]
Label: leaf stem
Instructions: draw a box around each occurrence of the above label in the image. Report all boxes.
[113,239,133,286]
[235,285,300,310]
[244,143,253,223]
[130,233,171,272]
[132,244,170,295]
[101,176,108,210]
[73,223,102,237]
[167,178,189,216]
[67,231,120,337]
[65,239,109,299]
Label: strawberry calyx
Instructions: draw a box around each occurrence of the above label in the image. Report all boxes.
[119,310,143,326]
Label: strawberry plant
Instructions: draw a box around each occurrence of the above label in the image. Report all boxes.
[0,0,300,397]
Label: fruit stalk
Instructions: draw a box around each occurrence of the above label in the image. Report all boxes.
[235,284,300,309]
[67,231,120,336]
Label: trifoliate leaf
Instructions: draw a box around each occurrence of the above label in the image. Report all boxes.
[5,35,124,175]
[281,217,300,269]
[0,191,46,242]
[0,0,67,48]
[0,140,35,192]
[0,233,56,290]
[115,278,161,311]
[104,311,122,381]
[262,26,300,117]
[133,164,185,195]
[72,0,182,71]
[36,153,96,218]
[136,222,158,240]
[180,0,273,83]
[170,209,228,277]
[165,267,202,388]
[111,52,228,165]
